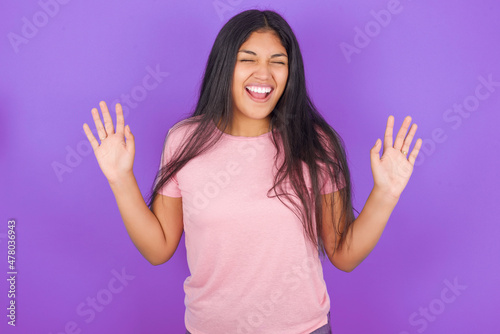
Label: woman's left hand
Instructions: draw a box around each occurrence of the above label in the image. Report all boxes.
[370,115,422,200]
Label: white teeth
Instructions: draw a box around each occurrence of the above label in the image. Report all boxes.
[246,86,272,94]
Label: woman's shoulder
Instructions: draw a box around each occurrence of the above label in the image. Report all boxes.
[167,115,203,140]
[312,122,335,149]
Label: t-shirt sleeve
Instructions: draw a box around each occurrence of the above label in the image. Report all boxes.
[157,128,182,198]
[318,160,346,195]
[315,126,347,194]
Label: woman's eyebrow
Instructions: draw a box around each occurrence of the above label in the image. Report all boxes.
[238,50,288,58]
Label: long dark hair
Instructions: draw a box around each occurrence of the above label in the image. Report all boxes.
[147,9,358,261]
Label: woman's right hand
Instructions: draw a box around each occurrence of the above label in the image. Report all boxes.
[83,101,135,184]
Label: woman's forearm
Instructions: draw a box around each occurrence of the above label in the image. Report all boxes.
[108,172,168,265]
[332,186,399,272]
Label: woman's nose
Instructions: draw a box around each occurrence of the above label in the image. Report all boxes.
[253,61,272,78]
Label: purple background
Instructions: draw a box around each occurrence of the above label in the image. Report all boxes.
[1,0,499,333]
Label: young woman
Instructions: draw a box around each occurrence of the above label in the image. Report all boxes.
[83,9,421,334]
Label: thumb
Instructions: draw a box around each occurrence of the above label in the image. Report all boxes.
[370,138,381,166]
[124,125,135,153]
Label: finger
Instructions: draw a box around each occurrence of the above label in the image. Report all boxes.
[99,101,115,135]
[91,107,107,141]
[408,138,422,166]
[401,123,417,156]
[383,115,394,153]
[393,116,412,151]
[83,123,99,150]
[115,103,125,135]
[370,138,381,167]
[124,124,135,155]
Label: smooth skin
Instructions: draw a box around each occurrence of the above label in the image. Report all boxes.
[322,116,422,272]
[83,30,422,270]
[225,30,289,136]
[83,101,183,265]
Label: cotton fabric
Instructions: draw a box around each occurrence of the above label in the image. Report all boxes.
[158,118,342,334]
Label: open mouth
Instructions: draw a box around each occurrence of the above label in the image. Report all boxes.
[245,87,273,101]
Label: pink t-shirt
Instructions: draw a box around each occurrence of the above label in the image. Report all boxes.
[158,118,342,334]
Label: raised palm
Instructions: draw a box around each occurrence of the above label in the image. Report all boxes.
[82,101,135,183]
[370,115,422,200]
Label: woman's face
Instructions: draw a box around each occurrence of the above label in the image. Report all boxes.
[231,30,289,125]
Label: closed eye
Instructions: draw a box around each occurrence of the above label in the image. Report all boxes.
[240,59,286,65]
